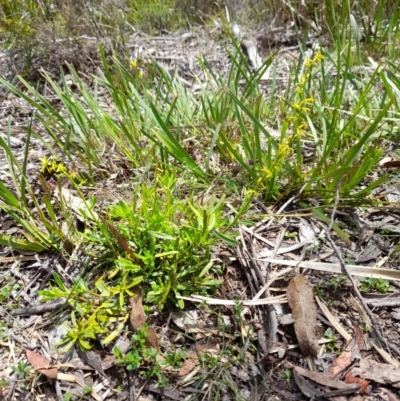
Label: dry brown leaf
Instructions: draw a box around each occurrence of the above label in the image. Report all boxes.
[100,217,139,262]
[329,322,364,378]
[294,365,360,391]
[129,286,159,351]
[76,349,104,376]
[145,326,160,351]
[178,339,221,377]
[345,372,369,395]
[178,359,196,377]
[25,349,58,379]
[293,368,326,399]
[129,286,147,330]
[286,274,318,357]
[382,161,400,168]
[351,358,400,388]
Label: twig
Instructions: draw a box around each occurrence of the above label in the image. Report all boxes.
[11,301,66,316]
[128,369,135,401]
[325,183,400,358]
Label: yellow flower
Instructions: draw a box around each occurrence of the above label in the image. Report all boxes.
[313,50,324,63]
[278,140,292,157]
[138,70,144,79]
[295,122,309,139]
[302,97,314,105]
[39,156,50,172]
[130,60,137,69]
[304,58,313,68]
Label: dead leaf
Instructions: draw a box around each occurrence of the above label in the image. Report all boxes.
[129,286,147,330]
[145,326,160,351]
[129,286,159,351]
[178,339,220,377]
[100,217,139,262]
[25,349,58,379]
[294,365,360,391]
[179,359,196,377]
[293,368,326,399]
[345,372,369,395]
[286,274,319,357]
[350,358,400,388]
[76,349,104,376]
[257,342,288,366]
[329,322,363,378]
[382,161,400,168]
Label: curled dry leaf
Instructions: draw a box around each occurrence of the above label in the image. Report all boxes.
[25,349,58,379]
[286,274,319,358]
[329,322,364,378]
[129,286,159,351]
[345,372,369,395]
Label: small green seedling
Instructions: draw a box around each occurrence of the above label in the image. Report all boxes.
[11,361,31,389]
[281,369,292,382]
[324,328,336,351]
[359,278,394,294]
[329,276,347,292]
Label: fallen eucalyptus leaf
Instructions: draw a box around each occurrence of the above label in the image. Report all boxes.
[286,274,318,358]
[329,322,364,378]
[25,349,58,379]
[129,286,159,351]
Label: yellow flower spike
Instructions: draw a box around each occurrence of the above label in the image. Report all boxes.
[260,166,273,178]
[313,51,324,63]
[130,60,137,69]
[245,189,257,197]
[39,156,50,172]
[304,58,313,68]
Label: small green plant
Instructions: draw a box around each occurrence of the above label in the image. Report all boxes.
[281,369,292,382]
[161,349,186,369]
[0,378,8,390]
[199,351,219,369]
[313,285,325,297]
[359,278,394,294]
[62,392,74,401]
[114,325,168,386]
[11,361,31,389]
[324,328,336,351]
[328,276,347,292]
